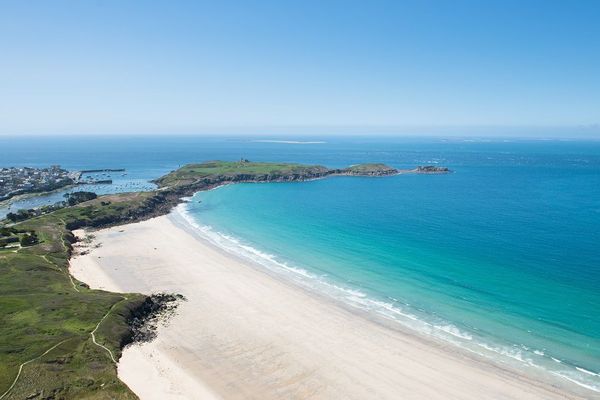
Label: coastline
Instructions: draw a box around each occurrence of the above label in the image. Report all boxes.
[0,183,77,208]
[69,213,594,399]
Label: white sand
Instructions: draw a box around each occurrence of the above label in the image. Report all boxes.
[70,215,591,400]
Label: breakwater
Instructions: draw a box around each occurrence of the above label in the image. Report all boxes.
[80,168,126,173]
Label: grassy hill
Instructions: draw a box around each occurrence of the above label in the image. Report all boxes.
[154,160,331,188]
[0,195,153,399]
[154,160,398,189]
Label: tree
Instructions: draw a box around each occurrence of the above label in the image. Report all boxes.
[64,191,97,206]
[6,210,33,223]
[20,232,38,247]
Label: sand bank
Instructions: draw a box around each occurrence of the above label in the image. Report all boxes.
[70,215,591,399]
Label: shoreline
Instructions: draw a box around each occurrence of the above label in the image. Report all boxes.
[172,195,600,395]
[0,183,78,208]
[169,205,600,397]
[70,213,594,399]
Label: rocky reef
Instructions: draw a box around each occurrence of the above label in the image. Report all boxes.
[413,165,451,174]
[124,293,186,346]
[335,163,399,176]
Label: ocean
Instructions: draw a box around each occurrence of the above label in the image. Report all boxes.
[1,135,599,393]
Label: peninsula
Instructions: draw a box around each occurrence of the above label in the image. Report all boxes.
[65,160,434,229]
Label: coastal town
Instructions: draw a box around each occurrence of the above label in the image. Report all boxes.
[0,165,126,202]
[0,165,79,201]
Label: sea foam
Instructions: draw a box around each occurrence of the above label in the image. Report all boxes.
[173,201,600,395]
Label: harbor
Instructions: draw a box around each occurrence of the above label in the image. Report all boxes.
[0,166,155,220]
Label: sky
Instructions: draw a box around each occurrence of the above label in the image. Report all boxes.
[0,0,599,136]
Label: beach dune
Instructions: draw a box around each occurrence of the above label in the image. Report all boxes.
[70,215,589,400]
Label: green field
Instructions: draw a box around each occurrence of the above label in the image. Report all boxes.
[154,160,330,188]
[0,194,154,399]
[154,160,397,189]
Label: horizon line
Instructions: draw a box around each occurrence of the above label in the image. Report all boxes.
[1,127,600,139]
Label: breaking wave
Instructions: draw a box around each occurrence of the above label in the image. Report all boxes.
[173,200,600,395]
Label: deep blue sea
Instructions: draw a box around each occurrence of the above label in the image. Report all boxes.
[1,135,599,393]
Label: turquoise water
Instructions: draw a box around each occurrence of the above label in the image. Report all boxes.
[183,152,600,393]
[2,135,599,393]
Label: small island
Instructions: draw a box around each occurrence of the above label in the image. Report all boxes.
[412,165,451,174]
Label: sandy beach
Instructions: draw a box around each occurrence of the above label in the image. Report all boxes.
[69,214,591,400]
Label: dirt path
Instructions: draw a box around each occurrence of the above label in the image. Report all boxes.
[0,339,71,400]
[0,296,127,399]
[90,297,128,364]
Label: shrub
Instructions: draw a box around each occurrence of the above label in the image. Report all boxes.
[20,233,39,247]
[0,227,17,237]
[0,236,19,245]
[65,191,98,206]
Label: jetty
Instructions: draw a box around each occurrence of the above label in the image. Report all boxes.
[74,168,126,185]
[80,168,126,173]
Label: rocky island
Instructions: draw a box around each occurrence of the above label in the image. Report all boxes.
[412,165,451,173]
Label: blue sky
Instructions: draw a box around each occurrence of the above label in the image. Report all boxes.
[1,0,599,135]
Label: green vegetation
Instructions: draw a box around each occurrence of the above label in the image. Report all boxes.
[154,160,330,188]
[18,232,38,247]
[0,236,19,248]
[65,191,97,206]
[154,160,401,190]
[342,163,398,175]
[6,191,100,223]
[0,194,152,399]
[53,192,155,230]
[0,228,38,250]
[5,210,37,224]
